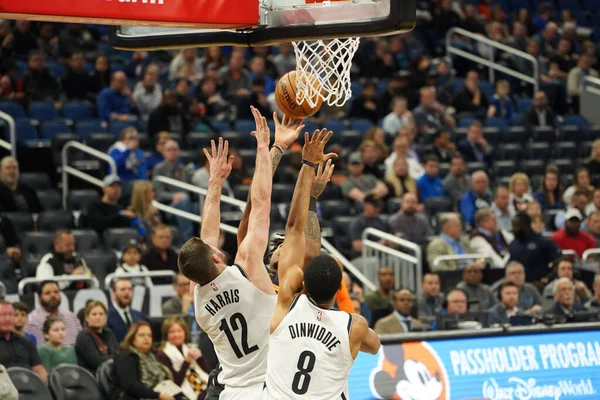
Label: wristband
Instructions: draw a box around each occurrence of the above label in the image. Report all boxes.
[309,196,318,212]
[272,144,285,155]
[301,159,317,168]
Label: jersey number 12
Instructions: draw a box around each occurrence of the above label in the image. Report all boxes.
[219,312,258,359]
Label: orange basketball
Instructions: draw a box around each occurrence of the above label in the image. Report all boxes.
[275,71,323,118]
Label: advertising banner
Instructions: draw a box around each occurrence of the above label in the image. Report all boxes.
[349,329,600,400]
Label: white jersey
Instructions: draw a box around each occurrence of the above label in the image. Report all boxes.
[264,294,354,400]
[194,264,276,395]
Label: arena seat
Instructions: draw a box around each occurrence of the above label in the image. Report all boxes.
[552,159,575,175]
[19,172,51,190]
[96,359,115,398]
[77,120,105,139]
[319,183,343,200]
[46,61,66,79]
[331,216,356,255]
[40,120,71,140]
[85,133,117,154]
[485,118,508,132]
[233,184,250,201]
[186,132,213,149]
[234,120,256,134]
[521,159,547,177]
[272,183,294,204]
[340,130,363,148]
[0,100,26,119]
[37,190,62,211]
[37,210,75,231]
[321,200,352,220]
[29,101,59,121]
[7,367,53,400]
[49,364,103,400]
[494,160,519,178]
[554,141,578,159]
[109,121,136,136]
[506,126,528,143]
[531,126,555,143]
[67,189,100,211]
[15,120,39,144]
[425,197,454,216]
[72,229,102,252]
[81,250,117,289]
[238,149,256,167]
[179,149,199,166]
[2,212,35,235]
[221,131,242,148]
[349,119,374,133]
[323,119,346,135]
[527,142,551,160]
[62,101,94,121]
[103,228,139,250]
[0,255,18,294]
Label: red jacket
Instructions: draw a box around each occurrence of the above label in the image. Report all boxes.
[551,228,596,258]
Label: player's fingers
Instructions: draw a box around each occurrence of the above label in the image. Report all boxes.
[202,147,211,160]
[316,160,324,177]
[217,137,224,155]
[262,116,268,131]
[322,130,333,144]
[273,111,280,126]
[210,140,217,158]
[318,128,328,142]
[295,118,305,127]
[228,155,235,168]
[304,131,309,143]
[223,140,229,158]
[327,164,335,180]
[312,128,321,142]
[324,152,338,160]
[250,130,257,137]
[325,159,334,180]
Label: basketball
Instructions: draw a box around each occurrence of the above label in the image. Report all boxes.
[275,71,323,118]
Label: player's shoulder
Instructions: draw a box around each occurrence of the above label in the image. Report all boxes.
[348,313,369,337]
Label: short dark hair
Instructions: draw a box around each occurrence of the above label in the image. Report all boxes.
[38,280,59,295]
[12,302,29,314]
[178,237,219,285]
[43,316,63,335]
[304,255,342,303]
[433,130,449,140]
[423,154,439,165]
[499,281,519,295]
[111,278,132,291]
[450,154,464,163]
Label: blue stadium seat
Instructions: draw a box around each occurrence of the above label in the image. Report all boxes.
[531,126,555,143]
[303,120,320,134]
[15,120,39,143]
[452,78,465,94]
[221,131,242,148]
[186,132,213,149]
[340,130,363,148]
[494,161,519,178]
[517,98,532,113]
[15,60,27,78]
[559,125,583,142]
[349,119,373,132]
[0,100,26,119]
[211,120,231,132]
[320,200,351,220]
[485,118,508,132]
[77,120,105,139]
[110,63,126,73]
[458,118,476,128]
[234,120,256,134]
[62,102,94,121]
[323,119,346,135]
[109,121,136,136]
[40,121,71,139]
[452,127,468,143]
[478,81,495,98]
[29,101,59,121]
[45,61,66,79]
[86,133,116,153]
[563,115,589,128]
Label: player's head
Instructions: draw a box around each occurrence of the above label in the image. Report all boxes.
[267,232,285,269]
[304,255,342,304]
[178,237,228,285]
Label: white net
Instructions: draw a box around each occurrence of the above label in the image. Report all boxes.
[292,37,361,108]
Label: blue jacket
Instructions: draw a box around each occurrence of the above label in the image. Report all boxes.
[490,95,514,121]
[487,303,524,326]
[416,174,445,202]
[107,306,146,342]
[460,189,492,227]
[108,141,147,181]
[96,87,133,122]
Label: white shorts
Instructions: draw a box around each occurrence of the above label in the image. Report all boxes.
[220,382,264,400]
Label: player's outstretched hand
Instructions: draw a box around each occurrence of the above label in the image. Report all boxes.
[204,137,234,183]
[273,112,304,150]
[250,106,270,147]
[302,128,337,165]
[311,159,335,199]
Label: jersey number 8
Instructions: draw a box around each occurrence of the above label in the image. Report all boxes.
[292,351,317,395]
[219,312,259,359]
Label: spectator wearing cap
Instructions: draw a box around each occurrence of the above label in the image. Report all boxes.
[470,208,513,269]
[341,153,389,207]
[460,170,492,228]
[382,96,415,136]
[413,87,455,134]
[546,277,588,320]
[115,242,153,287]
[389,192,431,247]
[555,190,590,230]
[84,175,136,235]
[585,274,600,312]
[36,230,98,290]
[427,214,473,271]
[443,155,469,207]
[416,155,445,203]
[108,127,148,184]
[457,262,497,311]
[0,156,43,213]
[348,194,390,259]
[96,71,136,122]
[384,136,424,180]
[487,282,525,326]
[551,208,596,258]
[509,213,561,286]
[542,257,591,304]
[457,122,493,166]
[0,301,47,381]
[25,281,82,346]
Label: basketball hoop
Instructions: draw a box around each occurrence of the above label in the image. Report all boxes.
[292,37,361,108]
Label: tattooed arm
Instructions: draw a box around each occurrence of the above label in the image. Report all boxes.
[237,113,304,247]
[305,160,335,266]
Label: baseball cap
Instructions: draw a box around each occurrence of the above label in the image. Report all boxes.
[348,152,363,165]
[564,208,583,221]
[103,175,121,186]
[122,240,141,254]
[364,193,383,207]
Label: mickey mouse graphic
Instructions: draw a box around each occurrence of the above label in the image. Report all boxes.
[371,343,445,400]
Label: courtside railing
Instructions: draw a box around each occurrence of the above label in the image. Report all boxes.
[431,253,487,270]
[18,276,96,295]
[104,270,177,288]
[0,110,16,158]
[446,27,539,93]
[361,228,422,294]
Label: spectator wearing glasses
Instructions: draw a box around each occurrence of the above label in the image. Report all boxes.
[547,278,588,320]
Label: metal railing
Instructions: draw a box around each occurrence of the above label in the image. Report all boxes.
[432,253,487,270]
[18,276,96,295]
[446,27,539,93]
[104,270,177,288]
[561,249,580,263]
[361,228,422,294]
[156,175,378,291]
[0,110,16,158]
[582,248,600,263]
[581,76,600,125]
[61,141,118,209]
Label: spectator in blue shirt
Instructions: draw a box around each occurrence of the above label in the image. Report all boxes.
[108,127,147,183]
[417,155,445,202]
[460,170,493,228]
[489,80,515,121]
[96,71,136,122]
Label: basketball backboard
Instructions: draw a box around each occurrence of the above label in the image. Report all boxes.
[109,0,415,49]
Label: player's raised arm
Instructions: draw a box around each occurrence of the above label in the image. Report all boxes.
[350,314,381,358]
[200,137,233,247]
[304,160,334,265]
[235,107,276,295]
[237,113,304,247]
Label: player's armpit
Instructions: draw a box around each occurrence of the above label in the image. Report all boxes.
[349,314,380,358]
[270,264,304,334]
